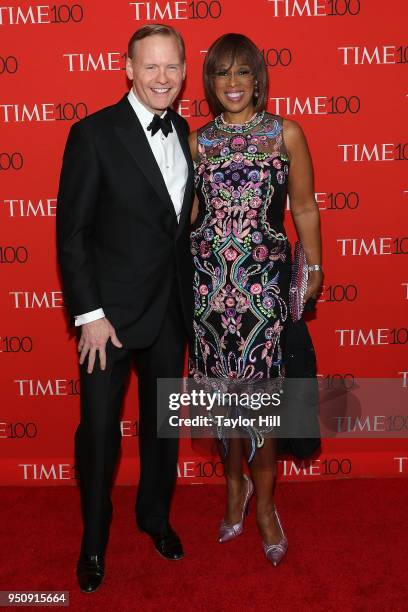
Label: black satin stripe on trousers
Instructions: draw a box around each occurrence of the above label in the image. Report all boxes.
[75,285,186,555]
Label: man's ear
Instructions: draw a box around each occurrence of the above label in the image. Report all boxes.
[182,62,186,80]
[125,56,134,81]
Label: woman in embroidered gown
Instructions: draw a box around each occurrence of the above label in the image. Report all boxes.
[188,34,322,565]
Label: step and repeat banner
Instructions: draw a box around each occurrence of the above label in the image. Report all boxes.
[1,0,407,485]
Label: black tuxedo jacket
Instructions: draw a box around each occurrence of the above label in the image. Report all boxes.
[56,94,194,348]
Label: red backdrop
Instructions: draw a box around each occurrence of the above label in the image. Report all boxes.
[1,0,407,485]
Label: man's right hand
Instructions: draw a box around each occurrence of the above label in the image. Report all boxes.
[78,317,123,374]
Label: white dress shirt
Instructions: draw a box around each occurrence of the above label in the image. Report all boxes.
[74,88,188,327]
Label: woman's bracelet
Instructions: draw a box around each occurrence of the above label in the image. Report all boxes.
[307,264,322,272]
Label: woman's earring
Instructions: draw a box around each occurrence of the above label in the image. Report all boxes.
[254,81,259,99]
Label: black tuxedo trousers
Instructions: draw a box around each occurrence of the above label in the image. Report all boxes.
[76,283,185,554]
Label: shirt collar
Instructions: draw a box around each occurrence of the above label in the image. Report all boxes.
[127,88,168,131]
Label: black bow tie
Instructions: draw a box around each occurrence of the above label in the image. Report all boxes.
[147,112,173,137]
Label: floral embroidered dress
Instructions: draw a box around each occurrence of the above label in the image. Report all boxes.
[189,111,292,459]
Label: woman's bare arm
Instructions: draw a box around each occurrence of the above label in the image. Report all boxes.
[283,118,323,301]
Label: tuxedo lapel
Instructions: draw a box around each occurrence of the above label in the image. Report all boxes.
[169,109,194,238]
[113,96,176,217]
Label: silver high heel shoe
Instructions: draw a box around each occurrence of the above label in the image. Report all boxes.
[218,474,254,543]
[262,507,288,566]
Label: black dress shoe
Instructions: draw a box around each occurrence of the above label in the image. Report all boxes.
[76,554,105,593]
[141,527,184,560]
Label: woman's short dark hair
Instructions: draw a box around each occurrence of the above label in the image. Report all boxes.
[203,33,268,116]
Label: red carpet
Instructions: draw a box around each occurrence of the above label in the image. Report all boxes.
[1,479,407,611]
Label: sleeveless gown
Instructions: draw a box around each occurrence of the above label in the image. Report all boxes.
[189,111,292,460]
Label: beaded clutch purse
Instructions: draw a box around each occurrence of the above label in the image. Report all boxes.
[289,241,309,322]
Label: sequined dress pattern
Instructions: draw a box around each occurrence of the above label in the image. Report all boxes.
[189,112,291,459]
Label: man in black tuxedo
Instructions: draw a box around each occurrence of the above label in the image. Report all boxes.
[56,24,194,593]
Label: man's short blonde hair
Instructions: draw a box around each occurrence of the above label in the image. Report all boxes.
[127,24,185,62]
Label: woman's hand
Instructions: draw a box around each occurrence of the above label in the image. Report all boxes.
[304,269,323,303]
